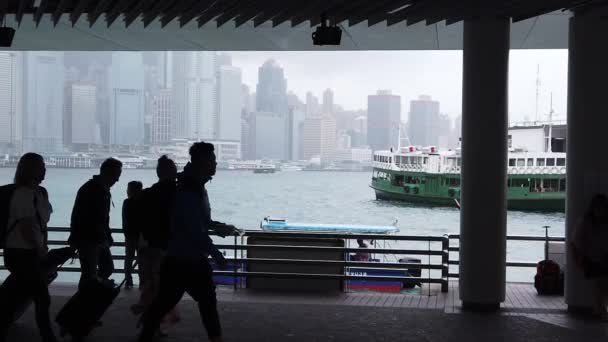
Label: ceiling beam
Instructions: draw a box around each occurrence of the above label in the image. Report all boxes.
[34,0,49,27]
[142,0,178,27]
[124,0,154,28]
[88,0,115,27]
[218,0,262,27]
[270,2,307,27]
[252,0,286,27]
[51,0,71,26]
[105,0,138,27]
[179,0,215,27]
[71,0,94,26]
[197,0,240,27]
[160,0,199,27]
[17,0,33,26]
[291,0,342,27]
[347,0,413,26]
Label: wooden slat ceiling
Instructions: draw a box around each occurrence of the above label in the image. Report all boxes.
[1,0,604,29]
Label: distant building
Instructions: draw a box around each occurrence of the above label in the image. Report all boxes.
[256,59,288,115]
[305,91,320,118]
[109,52,145,146]
[253,111,288,160]
[367,90,400,151]
[0,52,22,153]
[334,147,373,163]
[172,51,217,140]
[65,83,98,151]
[151,89,172,145]
[241,117,253,160]
[408,95,440,147]
[209,140,241,161]
[437,113,452,148]
[288,108,305,160]
[23,51,65,153]
[322,88,334,115]
[302,116,337,162]
[216,65,242,142]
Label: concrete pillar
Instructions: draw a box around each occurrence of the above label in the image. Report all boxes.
[565,14,608,312]
[459,18,510,311]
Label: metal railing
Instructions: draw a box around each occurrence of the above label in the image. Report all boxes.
[0,227,450,293]
[447,234,566,278]
[0,228,567,293]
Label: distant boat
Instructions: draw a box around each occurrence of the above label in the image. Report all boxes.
[371,146,565,212]
[253,164,276,174]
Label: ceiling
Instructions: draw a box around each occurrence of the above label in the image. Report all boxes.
[0,0,602,51]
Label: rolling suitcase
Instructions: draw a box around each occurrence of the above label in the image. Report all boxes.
[56,265,133,340]
[0,246,76,324]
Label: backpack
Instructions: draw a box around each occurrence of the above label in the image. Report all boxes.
[534,259,564,295]
[0,184,17,248]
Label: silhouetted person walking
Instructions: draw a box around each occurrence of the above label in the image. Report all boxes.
[122,180,143,289]
[132,155,180,332]
[68,158,122,290]
[0,153,57,342]
[138,143,227,342]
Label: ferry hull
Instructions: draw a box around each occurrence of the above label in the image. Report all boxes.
[372,186,564,212]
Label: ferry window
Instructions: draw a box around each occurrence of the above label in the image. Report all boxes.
[546,179,559,192]
[546,158,555,166]
[418,157,423,164]
[389,157,392,164]
[457,158,461,167]
[537,158,545,166]
[424,157,428,164]
[516,159,525,167]
[512,179,530,188]
[557,158,566,166]
[559,179,566,191]
[509,159,516,167]
[527,159,534,167]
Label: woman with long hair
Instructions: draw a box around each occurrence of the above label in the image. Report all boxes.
[0,153,57,341]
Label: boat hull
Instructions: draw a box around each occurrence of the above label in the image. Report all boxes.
[372,184,565,212]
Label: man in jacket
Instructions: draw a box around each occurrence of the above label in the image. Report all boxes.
[68,158,122,289]
[138,142,236,342]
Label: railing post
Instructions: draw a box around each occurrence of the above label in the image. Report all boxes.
[233,234,238,291]
[441,235,449,293]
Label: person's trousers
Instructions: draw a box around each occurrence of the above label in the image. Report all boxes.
[0,248,55,342]
[77,243,114,290]
[138,257,221,341]
[124,237,138,284]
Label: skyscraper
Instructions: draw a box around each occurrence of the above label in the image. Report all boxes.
[151,89,172,145]
[216,64,242,142]
[302,116,337,162]
[172,51,217,140]
[0,52,22,153]
[109,52,145,146]
[322,88,334,115]
[367,90,401,151]
[23,51,65,153]
[256,59,287,115]
[253,111,288,160]
[306,91,320,118]
[407,95,441,147]
[65,83,98,151]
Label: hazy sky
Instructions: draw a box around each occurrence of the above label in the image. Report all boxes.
[230,50,568,124]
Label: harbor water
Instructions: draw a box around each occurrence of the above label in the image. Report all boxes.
[0,168,565,284]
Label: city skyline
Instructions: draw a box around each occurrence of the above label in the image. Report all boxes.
[0,50,568,163]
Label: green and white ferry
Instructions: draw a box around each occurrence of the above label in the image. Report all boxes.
[370,146,566,212]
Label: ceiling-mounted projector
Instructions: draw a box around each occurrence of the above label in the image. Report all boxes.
[312,15,341,46]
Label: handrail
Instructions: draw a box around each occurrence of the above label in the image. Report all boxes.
[22,227,451,293]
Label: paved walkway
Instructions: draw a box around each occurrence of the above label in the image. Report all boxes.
[5,283,607,342]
